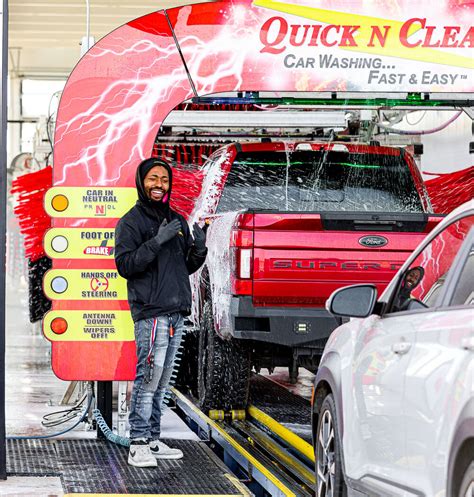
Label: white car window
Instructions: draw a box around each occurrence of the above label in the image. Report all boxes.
[390,215,474,313]
[450,245,474,306]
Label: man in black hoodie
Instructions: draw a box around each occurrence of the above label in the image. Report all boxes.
[115,158,207,467]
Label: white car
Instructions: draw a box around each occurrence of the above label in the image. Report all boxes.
[312,200,474,497]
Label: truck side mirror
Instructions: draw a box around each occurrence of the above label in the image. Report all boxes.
[326,284,378,318]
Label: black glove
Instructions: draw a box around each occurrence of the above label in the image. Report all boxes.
[154,219,181,247]
[192,222,207,251]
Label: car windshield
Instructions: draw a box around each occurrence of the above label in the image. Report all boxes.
[216,150,424,213]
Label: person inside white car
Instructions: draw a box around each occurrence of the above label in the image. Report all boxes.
[393,265,425,311]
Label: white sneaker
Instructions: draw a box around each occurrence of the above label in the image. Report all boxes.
[149,440,184,460]
[128,440,158,468]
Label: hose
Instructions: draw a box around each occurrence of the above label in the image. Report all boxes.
[41,391,88,428]
[7,337,185,446]
[7,390,94,441]
[377,110,462,135]
[93,409,130,447]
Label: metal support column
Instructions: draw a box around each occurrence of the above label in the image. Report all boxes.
[0,0,8,480]
[117,382,128,438]
[96,381,113,439]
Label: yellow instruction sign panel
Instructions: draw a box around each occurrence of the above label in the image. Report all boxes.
[45,187,137,219]
[44,269,127,301]
[44,228,115,259]
[43,310,134,342]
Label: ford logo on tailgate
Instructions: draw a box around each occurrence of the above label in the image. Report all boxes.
[359,235,388,248]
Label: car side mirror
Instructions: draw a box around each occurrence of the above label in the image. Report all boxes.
[326,284,378,318]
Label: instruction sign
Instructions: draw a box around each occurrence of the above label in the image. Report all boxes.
[45,187,136,219]
[43,310,134,342]
[44,269,127,301]
[44,228,115,259]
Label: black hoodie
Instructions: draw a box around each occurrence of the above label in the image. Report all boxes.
[114,158,207,321]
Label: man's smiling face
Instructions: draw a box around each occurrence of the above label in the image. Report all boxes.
[405,268,422,288]
[144,165,169,202]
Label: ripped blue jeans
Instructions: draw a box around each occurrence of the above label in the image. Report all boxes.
[129,313,184,441]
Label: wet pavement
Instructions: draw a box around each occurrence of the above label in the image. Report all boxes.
[261,367,315,403]
[2,282,197,496]
[5,285,96,440]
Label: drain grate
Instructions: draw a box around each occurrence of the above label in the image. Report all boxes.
[7,438,60,476]
[7,439,244,494]
[249,375,311,426]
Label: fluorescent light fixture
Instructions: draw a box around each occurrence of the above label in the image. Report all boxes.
[164,111,346,128]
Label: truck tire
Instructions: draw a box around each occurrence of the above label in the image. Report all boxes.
[198,299,250,412]
[316,394,347,497]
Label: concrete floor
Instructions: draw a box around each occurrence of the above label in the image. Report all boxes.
[5,287,78,438]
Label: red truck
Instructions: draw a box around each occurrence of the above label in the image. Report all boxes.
[185,141,442,411]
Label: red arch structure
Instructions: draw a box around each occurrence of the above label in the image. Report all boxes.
[45,0,473,380]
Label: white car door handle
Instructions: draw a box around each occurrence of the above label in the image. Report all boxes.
[462,337,474,352]
[392,342,411,355]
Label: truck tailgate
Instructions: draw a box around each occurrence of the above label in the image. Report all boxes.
[251,212,442,307]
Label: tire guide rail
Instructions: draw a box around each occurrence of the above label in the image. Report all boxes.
[172,388,315,497]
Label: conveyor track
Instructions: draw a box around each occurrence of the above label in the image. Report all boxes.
[173,374,316,497]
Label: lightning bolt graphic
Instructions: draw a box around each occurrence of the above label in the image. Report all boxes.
[53,3,472,189]
[54,6,264,186]
[54,38,193,185]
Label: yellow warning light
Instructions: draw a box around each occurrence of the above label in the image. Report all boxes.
[51,194,69,212]
[51,317,68,335]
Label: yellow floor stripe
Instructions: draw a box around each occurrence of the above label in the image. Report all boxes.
[224,474,253,496]
[66,494,245,496]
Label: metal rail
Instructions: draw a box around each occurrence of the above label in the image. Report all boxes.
[172,388,316,497]
[247,405,314,463]
[233,420,315,489]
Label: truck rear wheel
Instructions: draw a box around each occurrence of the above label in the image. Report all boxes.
[198,299,250,412]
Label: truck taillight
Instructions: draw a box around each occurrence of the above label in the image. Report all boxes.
[239,249,252,279]
[231,225,254,295]
[231,229,253,248]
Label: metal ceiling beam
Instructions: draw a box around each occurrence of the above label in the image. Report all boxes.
[192,94,474,109]
[8,0,205,55]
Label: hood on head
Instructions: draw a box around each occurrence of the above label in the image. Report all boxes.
[135,158,173,205]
